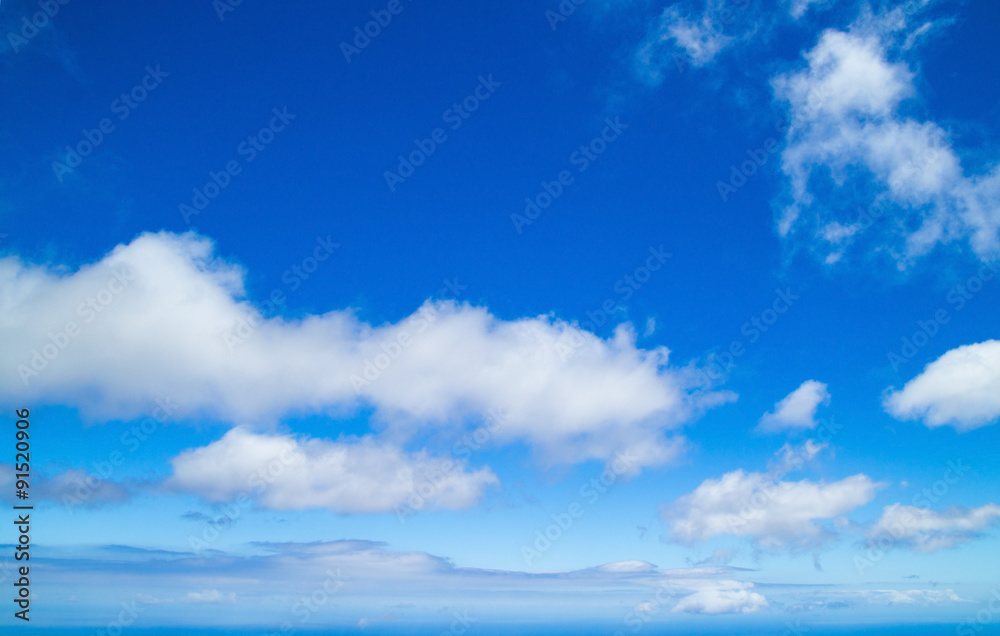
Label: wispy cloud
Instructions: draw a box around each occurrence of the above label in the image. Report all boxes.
[773,5,1000,264]
[37,541,773,623]
[867,503,1000,552]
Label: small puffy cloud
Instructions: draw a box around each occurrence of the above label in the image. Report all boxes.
[166,427,498,513]
[758,380,830,433]
[776,30,913,121]
[671,581,768,615]
[788,0,828,19]
[0,231,729,472]
[657,6,733,66]
[884,340,1000,431]
[867,503,1000,552]
[773,12,1000,264]
[665,469,881,548]
[633,1,737,84]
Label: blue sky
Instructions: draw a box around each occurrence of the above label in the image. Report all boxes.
[1,0,1000,632]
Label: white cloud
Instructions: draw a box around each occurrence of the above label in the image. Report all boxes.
[758,380,830,432]
[687,547,739,567]
[596,560,657,574]
[773,13,1000,264]
[868,503,1000,552]
[772,439,827,473]
[659,6,733,66]
[0,231,729,471]
[166,427,498,513]
[666,469,881,547]
[179,590,237,605]
[38,540,980,623]
[788,0,827,20]
[671,582,768,615]
[41,541,770,622]
[633,1,742,84]
[883,340,1000,431]
[36,468,131,507]
[0,464,129,508]
[132,594,173,605]
[843,588,967,606]
[786,587,967,612]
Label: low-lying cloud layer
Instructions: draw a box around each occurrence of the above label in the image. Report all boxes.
[36,540,967,627]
